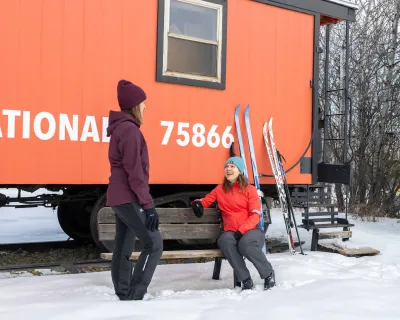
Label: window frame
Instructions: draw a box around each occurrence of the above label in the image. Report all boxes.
[156,0,228,90]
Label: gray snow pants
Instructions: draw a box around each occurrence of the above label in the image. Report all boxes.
[218,229,273,282]
[111,202,163,300]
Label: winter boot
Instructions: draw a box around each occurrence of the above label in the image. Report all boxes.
[264,270,275,290]
[242,277,254,290]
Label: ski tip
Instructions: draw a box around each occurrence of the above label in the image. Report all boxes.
[263,121,268,130]
[244,106,250,119]
[235,104,240,113]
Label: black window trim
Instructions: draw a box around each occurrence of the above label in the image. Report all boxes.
[156,0,228,90]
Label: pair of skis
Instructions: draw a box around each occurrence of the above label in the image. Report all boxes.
[233,104,304,255]
[263,118,304,255]
[234,104,266,254]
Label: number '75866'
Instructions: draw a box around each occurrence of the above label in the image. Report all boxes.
[160,121,234,148]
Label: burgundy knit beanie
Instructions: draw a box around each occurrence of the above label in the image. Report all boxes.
[117,79,147,110]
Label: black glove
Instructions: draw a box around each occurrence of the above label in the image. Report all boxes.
[145,207,159,232]
[191,200,204,218]
[234,231,242,241]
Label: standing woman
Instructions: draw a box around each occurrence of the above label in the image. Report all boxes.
[106,79,163,301]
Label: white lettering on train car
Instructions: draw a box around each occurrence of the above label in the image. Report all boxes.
[0,110,231,148]
[0,109,109,143]
[59,114,79,141]
[2,109,21,138]
[34,112,57,140]
[160,120,234,149]
[23,111,30,139]
[102,117,110,143]
[80,116,100,142]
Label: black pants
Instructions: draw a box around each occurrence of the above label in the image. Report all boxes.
[111,202,163,300]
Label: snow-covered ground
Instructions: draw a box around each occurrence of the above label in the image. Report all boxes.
[1,189,400,319]
[0,207,68,243]
[0,188,68,243]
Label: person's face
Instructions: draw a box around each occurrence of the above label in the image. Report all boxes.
[224,164,240,182]
[139,101,146,123]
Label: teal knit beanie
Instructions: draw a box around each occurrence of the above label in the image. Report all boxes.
[225,157,246,174]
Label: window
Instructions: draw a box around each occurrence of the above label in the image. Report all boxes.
[156,0,227,90]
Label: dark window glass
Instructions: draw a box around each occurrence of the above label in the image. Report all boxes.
[167,36,218,78]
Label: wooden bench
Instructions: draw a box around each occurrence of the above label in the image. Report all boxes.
[298,207,354,251]
[97,206,243,288]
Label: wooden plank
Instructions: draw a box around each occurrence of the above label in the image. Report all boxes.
[318,230,352,240]
[318,243,380,257]
[98,207,220,224]
[99,224,222,240]
[100,249,224,261]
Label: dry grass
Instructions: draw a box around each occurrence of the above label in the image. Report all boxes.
[351,204,393,222]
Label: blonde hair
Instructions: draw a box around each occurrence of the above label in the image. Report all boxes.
[123,105,143,126]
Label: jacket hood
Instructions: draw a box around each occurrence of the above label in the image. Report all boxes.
[106,110,139,137]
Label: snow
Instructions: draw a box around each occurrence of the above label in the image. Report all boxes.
[1,235,399,320]
[1,195,400,319]
[326,0,359,10]
[1,248,399,320]
[0,207,68,243]
[0,188,68,243]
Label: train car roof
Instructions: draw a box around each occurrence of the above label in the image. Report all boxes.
[325,0,359,10]
[258,0,358,22]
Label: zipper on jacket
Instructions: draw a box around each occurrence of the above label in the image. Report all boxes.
[236,213,238,231]
[232,188,238,231]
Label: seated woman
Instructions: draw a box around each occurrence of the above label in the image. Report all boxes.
[191,156,275,290]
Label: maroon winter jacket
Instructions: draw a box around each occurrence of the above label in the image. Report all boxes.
[105,110,154,209]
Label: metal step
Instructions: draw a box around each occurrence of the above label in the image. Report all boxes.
[298,223,354,229]
[294,203,336,208]
[301,212,338,217]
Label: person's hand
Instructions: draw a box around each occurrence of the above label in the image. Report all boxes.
[191,200,204,218]
[234,231,242,241]
[145,208,159,231]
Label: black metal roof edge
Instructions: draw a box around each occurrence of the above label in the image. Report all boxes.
[252,0,356,22]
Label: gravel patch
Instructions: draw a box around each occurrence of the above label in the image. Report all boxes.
[0,244,102,266]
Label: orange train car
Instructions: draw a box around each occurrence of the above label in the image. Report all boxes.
[0,0,357,248]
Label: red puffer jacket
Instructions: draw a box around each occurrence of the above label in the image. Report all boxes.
[201,182,262,235]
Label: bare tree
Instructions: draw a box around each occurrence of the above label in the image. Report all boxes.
[318,0,400,217]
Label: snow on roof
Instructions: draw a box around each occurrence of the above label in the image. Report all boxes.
[325,0,359,9]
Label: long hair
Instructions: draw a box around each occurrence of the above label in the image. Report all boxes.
[222,174,249,192]
[122,105,143,126]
